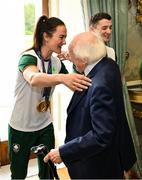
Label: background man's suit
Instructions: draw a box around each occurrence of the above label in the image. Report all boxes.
[59,57,136,179]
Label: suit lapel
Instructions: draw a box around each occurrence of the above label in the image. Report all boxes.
[67,89,87,114]
[67,66,95,114]
[67,57,107,114]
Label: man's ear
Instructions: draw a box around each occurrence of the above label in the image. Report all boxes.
[83,58,88,65]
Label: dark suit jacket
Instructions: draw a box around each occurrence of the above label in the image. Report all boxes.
[59,57,136,179]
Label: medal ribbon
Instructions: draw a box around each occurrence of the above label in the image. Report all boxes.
[37,51,52,102]
[42,60,52,102]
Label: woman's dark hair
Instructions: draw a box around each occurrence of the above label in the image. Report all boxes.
[26,15,65,52]
[89,12,112,27]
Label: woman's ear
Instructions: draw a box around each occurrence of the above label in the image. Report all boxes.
[43,32,49,42]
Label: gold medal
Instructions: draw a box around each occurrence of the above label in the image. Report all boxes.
[36,100,50,112]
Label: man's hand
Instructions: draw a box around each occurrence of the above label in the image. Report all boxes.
[44,149,62,164]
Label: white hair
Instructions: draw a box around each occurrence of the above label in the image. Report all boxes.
[72,33,106,64]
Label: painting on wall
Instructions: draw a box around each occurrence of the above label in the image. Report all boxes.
[124,0,142,82]
[125,0,142,121]
[126,0,142,141]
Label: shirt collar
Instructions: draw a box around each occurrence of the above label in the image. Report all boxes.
[84,58,103,76]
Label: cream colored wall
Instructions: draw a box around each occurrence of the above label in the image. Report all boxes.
[51,85,73,147]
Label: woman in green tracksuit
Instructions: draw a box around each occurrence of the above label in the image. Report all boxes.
[8,15,91,179]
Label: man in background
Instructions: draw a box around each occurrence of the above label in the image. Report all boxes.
[58,12,116,64]
[89,12,116,60]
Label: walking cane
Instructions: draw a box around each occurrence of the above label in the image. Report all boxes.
[31,144,59,180]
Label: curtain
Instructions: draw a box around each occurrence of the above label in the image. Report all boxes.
[81,0,142,176]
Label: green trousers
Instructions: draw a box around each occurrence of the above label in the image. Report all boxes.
[8,123,55,179]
